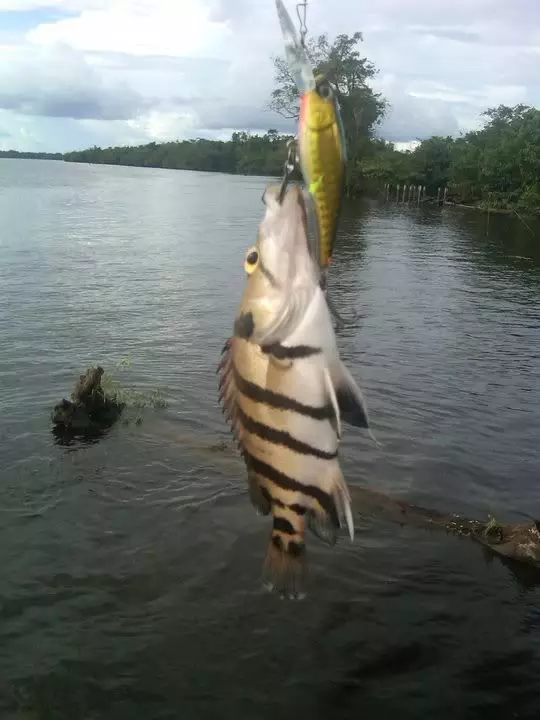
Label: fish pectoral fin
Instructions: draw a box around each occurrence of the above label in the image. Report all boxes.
[323,366,342,440]
[331,359,373,431]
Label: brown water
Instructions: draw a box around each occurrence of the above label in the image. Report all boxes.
[1,159,539,719]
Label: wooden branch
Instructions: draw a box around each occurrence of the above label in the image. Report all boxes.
[146,423,540,584]
[347,485,540,576]
[51,365,124,439]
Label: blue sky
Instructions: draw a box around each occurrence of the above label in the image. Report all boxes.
[0,0,538,153]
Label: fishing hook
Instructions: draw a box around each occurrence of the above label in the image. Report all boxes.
[296,1,308,49]
[278,138,298,204]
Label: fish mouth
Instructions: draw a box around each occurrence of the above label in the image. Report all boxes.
[261,183,319,266]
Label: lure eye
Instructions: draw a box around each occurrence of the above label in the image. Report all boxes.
[244,247,259,274]
[318,82,332,100]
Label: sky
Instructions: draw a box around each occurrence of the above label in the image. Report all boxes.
[0,0,538,153]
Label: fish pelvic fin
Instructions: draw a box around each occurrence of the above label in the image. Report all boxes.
[263,510,307,600]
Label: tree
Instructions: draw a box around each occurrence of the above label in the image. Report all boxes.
[412,136,455,194]
[268,31,388,190]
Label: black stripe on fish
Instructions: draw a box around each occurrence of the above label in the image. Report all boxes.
[263,493,307,518]
[236,405,337,460]
[289,503,307,516]
[261,343,321,360]
[233,364,334,421]
[244,451,339,527]
[233,311,255,339]
[287,540,306,558]
[273,516,296,535]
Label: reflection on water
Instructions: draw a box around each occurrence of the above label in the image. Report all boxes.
[0,159,539,719]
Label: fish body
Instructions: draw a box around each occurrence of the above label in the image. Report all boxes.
[217,183,370,598]
[297,76,347,270]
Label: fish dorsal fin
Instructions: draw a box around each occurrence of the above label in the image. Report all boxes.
[217,336,271,516]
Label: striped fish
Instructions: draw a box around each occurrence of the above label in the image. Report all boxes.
[217,183,372,598]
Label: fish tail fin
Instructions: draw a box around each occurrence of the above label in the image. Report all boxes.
[262,512,307,600]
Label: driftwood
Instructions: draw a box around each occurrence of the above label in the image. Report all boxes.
[51,365,124,440]
[198,434,540,584]
[141,421,540,585]
[347,485,540,583]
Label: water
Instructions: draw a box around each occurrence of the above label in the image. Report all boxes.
[1,159,539,719]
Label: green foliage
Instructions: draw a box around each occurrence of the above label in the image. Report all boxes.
[58,27,539,218]
[64,131,294,178]
[357,104,540,215]
[99,354,167,426]
[0,149,62,160]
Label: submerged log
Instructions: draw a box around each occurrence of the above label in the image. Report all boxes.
[144,421,540,583]
[347,485,540,578]
[182,430,540,583]
[51,365,124,440]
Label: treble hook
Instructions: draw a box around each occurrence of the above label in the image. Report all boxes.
[295,1,308,49]
[278,138,298,204]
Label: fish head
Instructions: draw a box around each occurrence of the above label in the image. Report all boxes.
[300,75,338,133]
[234,183,319,346]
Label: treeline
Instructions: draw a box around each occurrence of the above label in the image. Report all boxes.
[63,130,292,177]
[4,28,539,216]
[62,103,540,215]
[0,149,62,160]
[359,104,540,214]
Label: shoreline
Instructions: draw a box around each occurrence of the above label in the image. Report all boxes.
[1,155,538,220]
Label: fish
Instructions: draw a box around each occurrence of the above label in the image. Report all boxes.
[274,0,316,94]
[297,74,347,271]
[217,182,372,599]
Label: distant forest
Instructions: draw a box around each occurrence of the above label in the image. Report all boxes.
[0,150,62,160]
[2,31,539,216]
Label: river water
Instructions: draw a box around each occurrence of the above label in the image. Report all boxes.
[1,159,539,719]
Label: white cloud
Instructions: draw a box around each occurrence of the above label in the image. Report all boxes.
[0,0,538,151]
[27,1,233,58]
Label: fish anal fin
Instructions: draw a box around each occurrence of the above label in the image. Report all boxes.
[307,511,337,546]
[310,468,355,543]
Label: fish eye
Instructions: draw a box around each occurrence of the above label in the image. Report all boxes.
[244,247,259,274]
[318,82,332,100]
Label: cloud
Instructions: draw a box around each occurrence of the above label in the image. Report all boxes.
[0,43,152,120]
[0,0,538,152]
